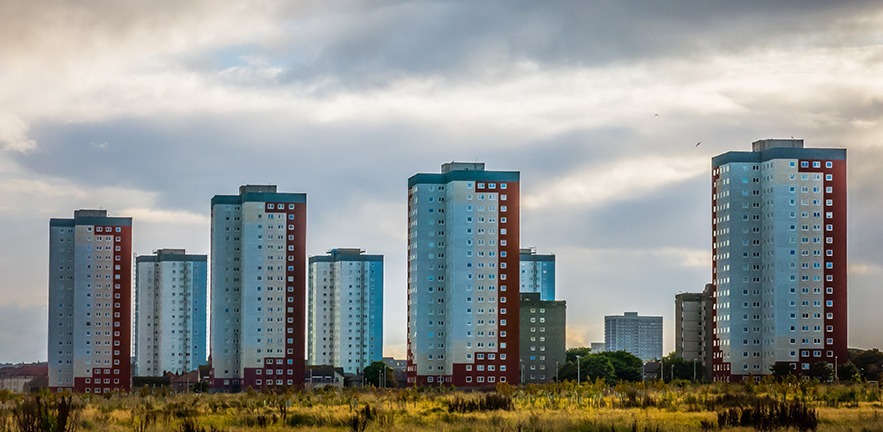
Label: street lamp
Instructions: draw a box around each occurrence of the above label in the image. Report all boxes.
[577,356,581,384]
[520,360,524,385]
[835,356,839,382]
[660,358,663,381]
[692,359,697,382]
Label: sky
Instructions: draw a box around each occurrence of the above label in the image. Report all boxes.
[2,1,883,363]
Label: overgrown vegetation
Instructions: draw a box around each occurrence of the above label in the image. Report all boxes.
[0,380,879,431]
[716,398,817,431]
[12,395,80,432]
[447,393,514,413]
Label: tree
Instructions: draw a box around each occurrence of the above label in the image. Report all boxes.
[836,362,861,382]
[363,361,396,388]
[605,351,643,382]
[566,347,590,363]
[770,362,795,381]
[582,354,616,384]
[660,353,704,382]
[807,362,833,382]
[850,348,883,381]
[557,360,579,382]
[558,349,643,384]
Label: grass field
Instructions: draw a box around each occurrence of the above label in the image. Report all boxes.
[1,380,881,431]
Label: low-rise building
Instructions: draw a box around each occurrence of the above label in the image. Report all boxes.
[305,365,346,389]
[0,363,48,393]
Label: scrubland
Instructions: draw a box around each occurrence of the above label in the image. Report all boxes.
[1,379,881,431]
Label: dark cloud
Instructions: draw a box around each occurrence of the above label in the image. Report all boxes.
[255,1,883,87]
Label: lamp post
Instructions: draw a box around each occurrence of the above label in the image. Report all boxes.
[671,364,674,383]
[520,360,524,385]
[692,359,697,382]
[835,356,839,382]
[577,356,581,384]
[556,361,559,382]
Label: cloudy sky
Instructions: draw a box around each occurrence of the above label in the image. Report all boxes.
[2,1,883,363]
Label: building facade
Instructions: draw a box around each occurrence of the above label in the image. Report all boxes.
[407,162,521,387]
[604,312,662,361]
[210,185,307,391]
[48,209,133,393]
[308,248,383,375]
[519,293,566,383]
[519,248,555,301]
[135,249,208,376]
[711,139,847,381]
[675,292,705,362]
[674,284,715,381]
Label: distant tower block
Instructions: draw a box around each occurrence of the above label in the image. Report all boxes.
[135,249,208,377]
[308,248,383,374]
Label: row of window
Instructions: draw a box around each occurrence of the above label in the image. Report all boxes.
[93,226,124,233]
[476,183,507,189]
[266,203,298,210]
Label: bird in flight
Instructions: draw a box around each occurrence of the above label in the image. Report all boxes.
[695,141,702,147]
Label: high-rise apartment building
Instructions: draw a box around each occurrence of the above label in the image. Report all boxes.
[519,248,555,301]
[210,185,306,391]
[135,249,207,376]
[308,248,383,374]
[604,312,662,361]
[48,209,132,393]
[407,162,520,387]
[675,286,714,381]
[519,293,566,383]
[675,292,705,363]
[711,139,847,381]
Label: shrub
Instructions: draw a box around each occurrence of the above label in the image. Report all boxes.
[175,418,224,432]
[12,395,80,432]
[447,393,514,413]
[717,399,817,431]
[349,404,375,432]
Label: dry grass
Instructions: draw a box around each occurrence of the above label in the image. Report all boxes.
[4,381,881,431]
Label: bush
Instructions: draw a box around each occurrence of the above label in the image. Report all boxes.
[176,418,224,432]
[447,393,514,413]
[12,396,79,432]
[717,399,817,431]
[349,404,375,432]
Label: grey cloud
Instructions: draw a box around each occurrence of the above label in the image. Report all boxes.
[4,1,883,362]
[255,1,883,88]
[4,0,879,84]
[21,115,638,213]
[0,305,47,363]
